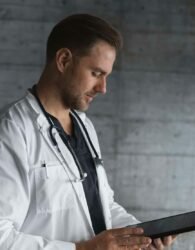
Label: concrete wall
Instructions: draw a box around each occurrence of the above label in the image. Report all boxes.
[0,0,195,249]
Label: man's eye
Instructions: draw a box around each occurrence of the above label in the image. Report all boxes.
[92,72,101,77]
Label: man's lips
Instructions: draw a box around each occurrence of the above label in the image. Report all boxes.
[86,94,96,101]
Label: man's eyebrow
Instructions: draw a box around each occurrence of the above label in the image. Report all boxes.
[92,67,108,75]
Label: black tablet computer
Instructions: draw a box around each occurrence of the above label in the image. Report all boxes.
[127,211,195,239]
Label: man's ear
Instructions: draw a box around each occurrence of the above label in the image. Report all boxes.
[55,48,72,73]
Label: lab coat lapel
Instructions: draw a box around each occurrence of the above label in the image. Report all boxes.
[36,114,94,233]
[96,166,112,229]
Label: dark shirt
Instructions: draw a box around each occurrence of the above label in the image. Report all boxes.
[48,113,106,235]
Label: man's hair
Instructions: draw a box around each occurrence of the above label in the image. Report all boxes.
[46,13,123,62]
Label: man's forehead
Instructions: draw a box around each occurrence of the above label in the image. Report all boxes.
[89,40,116,57]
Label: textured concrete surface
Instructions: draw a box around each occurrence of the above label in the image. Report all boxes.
[0,0,195,249]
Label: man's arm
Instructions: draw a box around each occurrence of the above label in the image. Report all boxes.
[0,118,75,250]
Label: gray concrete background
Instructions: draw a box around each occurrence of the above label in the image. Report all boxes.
[0,0,195,249]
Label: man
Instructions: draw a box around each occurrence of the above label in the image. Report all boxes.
[0,14,175,250]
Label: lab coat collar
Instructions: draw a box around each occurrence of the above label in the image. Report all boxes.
[25,90,87,130]
[25,90,49,130]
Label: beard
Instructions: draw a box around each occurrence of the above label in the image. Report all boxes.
[60,85,90,111]
[59,60,95,111]
[63,95,89,111]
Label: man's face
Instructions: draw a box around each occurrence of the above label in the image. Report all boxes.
[59,40,116,111]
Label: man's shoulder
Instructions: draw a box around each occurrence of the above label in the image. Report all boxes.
[0,96,24,118]
[0,91,34,124]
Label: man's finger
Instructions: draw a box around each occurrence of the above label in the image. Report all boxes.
[146,244,156,250]
[153,238,164,250]
[163,235,177,246]
[116,235,151,247]
[111,227,144,237]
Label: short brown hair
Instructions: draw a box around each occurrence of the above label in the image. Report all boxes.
[46,13,123,62]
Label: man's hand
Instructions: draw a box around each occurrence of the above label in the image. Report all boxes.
[76,227,152,250]
[145,235,177,250]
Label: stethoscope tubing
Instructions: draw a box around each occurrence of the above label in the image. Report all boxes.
[31,85,103,182]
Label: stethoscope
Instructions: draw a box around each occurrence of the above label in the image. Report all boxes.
[32,85,103,182]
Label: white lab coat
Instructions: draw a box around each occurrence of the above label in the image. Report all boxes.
[0,91,139,250]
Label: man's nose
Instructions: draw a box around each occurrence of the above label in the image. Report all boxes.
[95,77,107,94]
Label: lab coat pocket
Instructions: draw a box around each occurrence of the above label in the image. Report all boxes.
[34,162,74,214]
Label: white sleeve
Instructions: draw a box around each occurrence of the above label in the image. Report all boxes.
[103,169,140,228]
[0,118,75,250]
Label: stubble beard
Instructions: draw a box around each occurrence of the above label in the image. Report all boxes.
[61,91,89,112]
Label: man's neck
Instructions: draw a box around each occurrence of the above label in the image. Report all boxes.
[35,83,73,135]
